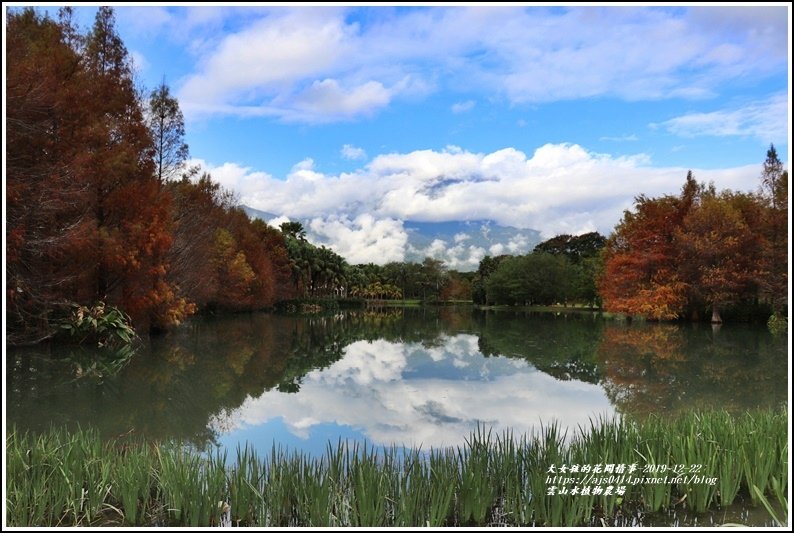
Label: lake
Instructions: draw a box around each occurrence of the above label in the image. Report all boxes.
[6,307,787,458]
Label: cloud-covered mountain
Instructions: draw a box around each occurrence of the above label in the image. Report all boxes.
[208,143,760,270]
[241,205,541,271]
[401,220,540,268]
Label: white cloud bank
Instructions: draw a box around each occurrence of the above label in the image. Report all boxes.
[168,6,787,122]
[190,142,762,266]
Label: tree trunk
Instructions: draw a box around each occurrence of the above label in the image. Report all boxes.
[711,304,722,324]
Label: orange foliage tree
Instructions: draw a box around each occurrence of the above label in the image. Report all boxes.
[7,7,310,344]
[7,8,187,340]
[165,173,295,313]
[598,186,692,320]
[600,163,784,322]
[6,9,89,343]
[675,191,761,323]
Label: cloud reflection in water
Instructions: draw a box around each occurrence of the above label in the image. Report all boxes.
[213,334,616,451]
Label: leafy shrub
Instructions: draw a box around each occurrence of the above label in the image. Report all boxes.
[59,301,137,347]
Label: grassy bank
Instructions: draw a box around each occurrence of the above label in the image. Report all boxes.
[6,409,787,527]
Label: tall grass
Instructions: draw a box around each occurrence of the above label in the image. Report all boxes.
[6,408,787,527]
[226,443,264,525]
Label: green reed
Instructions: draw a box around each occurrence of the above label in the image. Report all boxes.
[391,448,425,526]
[707,411,743,507]
[456,426,496,525]
[262,446,299,526]
[291,455,331,526]
[635,416,674,512]
[156,445,222,526]
[6,408,787,527]
[740,409,783,505]
[226,443,264,525]
[669,414,718,513]
[348,442,390,526]
[427,448,457,525]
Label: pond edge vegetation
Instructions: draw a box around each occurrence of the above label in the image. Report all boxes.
[6,408,787,527]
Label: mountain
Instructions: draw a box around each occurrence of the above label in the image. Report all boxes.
[241,205,541,271]
[241,205,279,221]
[402,220,541,266]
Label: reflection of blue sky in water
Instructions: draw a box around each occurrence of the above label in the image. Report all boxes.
[211,334,615,454]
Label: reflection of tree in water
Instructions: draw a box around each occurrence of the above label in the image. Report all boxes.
[596,322,787,418]
[8,308,786,450]
[473,309,604,383]
[6,309,460,448]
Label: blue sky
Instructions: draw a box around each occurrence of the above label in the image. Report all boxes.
[14,4,792,265]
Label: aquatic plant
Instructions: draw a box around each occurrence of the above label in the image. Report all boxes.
[59,302,137,348]
[6,408,787,527]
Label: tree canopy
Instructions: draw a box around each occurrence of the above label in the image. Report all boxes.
[599,156,787,322]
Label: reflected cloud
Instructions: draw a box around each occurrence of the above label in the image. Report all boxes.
[218,334,616,448]
[321,339,407,385]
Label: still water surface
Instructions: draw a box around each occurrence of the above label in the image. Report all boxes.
[7,307,786,457]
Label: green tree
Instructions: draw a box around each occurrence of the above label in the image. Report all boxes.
[419,257,448,301]
[484,257,525,305]
[280,221,307,240]
[573,255,603,307]
[533,232,606,307]
[485,253,576,306]
[533,232,607,263]
[472,255,508,304]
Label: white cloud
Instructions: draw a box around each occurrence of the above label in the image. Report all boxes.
[192,143,763,264]
[341,144,367,161]
[292,158,315,172]
[177,9,362,120]
[506,234,529,253]
[451,100,476,113]
[308,215,408,264]
[599,134,638,142]
[321,339,407,386]
[659,93,788,144]
[268,215,291,229]
[164,6,786,122]
[185,158,273,201]
[408,240,487,271]
[291,79,392,121]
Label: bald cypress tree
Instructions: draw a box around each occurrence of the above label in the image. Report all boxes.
[148,81,189,183]
[758,145,788,317]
